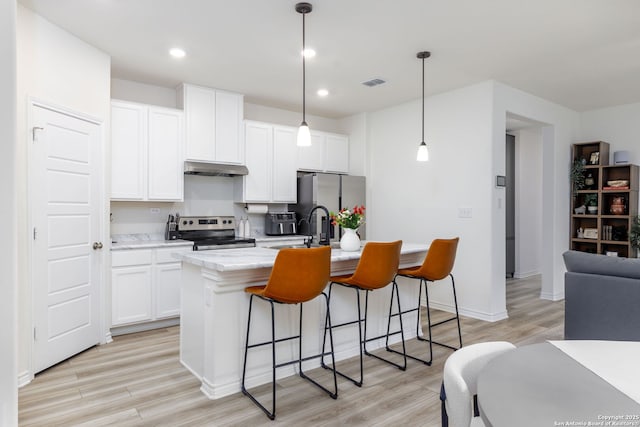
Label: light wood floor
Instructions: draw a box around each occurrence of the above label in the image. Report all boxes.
[19,276,563,426]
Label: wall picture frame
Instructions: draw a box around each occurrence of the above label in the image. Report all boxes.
[589,151,600,165]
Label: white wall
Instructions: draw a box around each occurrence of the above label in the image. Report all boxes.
[16,5,111,383]
[0,0,18,423]
[111,78,178,108]
[365,81,499,320]
[514,128,542,278]
[579,102,640,165]
[338,113,367,176]
[578,102,640,214]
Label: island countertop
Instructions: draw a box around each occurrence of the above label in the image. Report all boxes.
[176,242,429,272]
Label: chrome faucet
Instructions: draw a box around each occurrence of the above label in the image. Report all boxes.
[306,205,331,247]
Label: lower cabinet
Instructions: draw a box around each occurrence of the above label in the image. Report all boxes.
[111,246,191,328]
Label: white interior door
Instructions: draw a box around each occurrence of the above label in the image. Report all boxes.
[32,104,102,373]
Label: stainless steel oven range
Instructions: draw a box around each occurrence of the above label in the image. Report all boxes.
[175,215,256,250]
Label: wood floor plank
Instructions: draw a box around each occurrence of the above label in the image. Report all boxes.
[19,276,562,426]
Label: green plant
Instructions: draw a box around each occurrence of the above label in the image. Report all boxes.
[584,194,598,207]
[570,159,586,197]
[630,216,640,250]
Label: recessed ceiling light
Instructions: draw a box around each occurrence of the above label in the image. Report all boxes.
[302,48,316,58]
[169,48,186,58]
[317,89,329,97]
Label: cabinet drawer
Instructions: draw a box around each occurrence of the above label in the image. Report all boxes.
[112,249,153,267]
[156,246,191,264]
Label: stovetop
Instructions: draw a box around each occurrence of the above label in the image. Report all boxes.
[175,215,256,250]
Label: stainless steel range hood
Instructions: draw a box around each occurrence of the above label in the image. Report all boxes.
[184,161,249,177]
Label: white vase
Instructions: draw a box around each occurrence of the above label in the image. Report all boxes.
[340,228,361,251]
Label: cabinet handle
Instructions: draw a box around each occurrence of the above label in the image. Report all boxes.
[93,242,103,250]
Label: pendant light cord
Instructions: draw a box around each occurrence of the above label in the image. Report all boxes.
[302,11,306,122]
[421,55,425,143]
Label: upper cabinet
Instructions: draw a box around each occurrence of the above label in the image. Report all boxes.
[297,131,349,173]
[111,100,184,201]
[235,121,297,203]
[177,83,244,165]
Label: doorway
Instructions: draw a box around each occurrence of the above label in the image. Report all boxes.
[31,102,104,373]
[506,114,544,283]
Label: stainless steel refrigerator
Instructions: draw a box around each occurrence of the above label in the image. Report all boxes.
[290,173,366,244]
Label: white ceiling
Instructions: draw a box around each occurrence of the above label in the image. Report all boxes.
[18,0,640,119]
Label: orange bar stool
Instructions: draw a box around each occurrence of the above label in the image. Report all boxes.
[391,237,461,366]
[321,240,405,387]
[241,246,337,420]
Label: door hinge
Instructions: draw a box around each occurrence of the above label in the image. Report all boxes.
[33,227,37,240]
[33,327,36,341]
[32,126,44,141]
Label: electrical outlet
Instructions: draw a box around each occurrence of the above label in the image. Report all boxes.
[150,208,161,214]
[458,207,472,218]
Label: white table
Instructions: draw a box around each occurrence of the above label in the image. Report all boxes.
[478,342,640,427]
[177,243,429,400]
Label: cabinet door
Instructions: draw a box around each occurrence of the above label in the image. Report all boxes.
[111,102,146,199]
[111,265,152,326]
[148,107,184,201]
[155,262,182,319]
[297,132,324,171]
[324,134,349,173]
[183,84,216,162]
[215,90,244,164]
[243,122,272,202]
[272,126,298,202]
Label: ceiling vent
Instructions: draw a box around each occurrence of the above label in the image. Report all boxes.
[361,78,386,87]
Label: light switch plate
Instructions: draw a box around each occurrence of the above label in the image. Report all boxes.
[150,208,160,214]
[458,207,472,218]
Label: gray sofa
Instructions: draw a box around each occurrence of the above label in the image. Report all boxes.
[563,250,640,341]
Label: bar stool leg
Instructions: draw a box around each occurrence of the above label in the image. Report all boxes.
[241,295,277,420]
[321,283,364,387]
[298,297,338,399]
[367,281,406,370]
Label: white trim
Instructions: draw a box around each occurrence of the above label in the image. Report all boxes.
[17,370,31,388]
[540,290,564,301]
[514,270,540,279]
[30,97,101,125]
[429,301,509,323]
[109,318,180,337]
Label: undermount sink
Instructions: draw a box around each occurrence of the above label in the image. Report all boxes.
[268,242,341,250]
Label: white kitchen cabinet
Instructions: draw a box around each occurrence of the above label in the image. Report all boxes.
[111,245,191,328]
[111,101,146,199]
[235,121,297,203]
[111,250,153,326]
[297,131,349,173]
[178,83,244,164]
[111,100,184,201]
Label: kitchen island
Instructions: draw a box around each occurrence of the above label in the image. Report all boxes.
[177,243,429,399]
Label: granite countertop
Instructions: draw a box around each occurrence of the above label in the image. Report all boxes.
[111,234,193,251]
[176,243,429,272]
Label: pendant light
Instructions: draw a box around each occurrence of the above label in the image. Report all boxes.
[296,2,312,147]
[416,51,431,161]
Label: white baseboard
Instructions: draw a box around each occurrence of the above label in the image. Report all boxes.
[18,370,32,388]
[429,301,508,323]
[513,270,540,279]
[540,290,564,301]
[110,317,179,336]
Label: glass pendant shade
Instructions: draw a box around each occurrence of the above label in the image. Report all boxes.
[416,141,429,161]
[297,121,311,146]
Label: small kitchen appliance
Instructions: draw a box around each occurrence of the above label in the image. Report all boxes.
[264,212,297,236]
[176,215,256,250]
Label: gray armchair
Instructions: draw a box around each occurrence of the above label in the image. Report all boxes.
[563,250,640,341]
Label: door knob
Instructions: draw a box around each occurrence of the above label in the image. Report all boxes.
[93,242,103,250]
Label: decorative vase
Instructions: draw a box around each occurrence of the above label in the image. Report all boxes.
[340,228,361,251]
